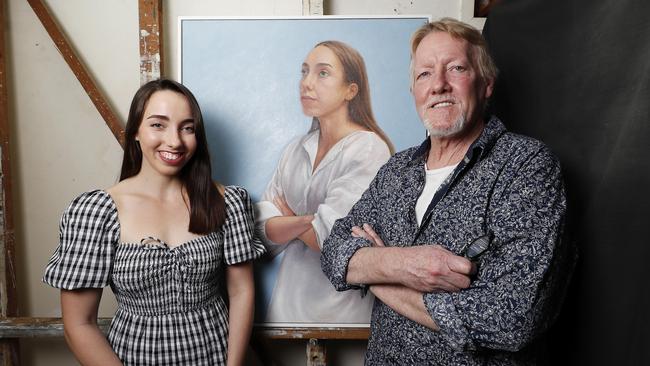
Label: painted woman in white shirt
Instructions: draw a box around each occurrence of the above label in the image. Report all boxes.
[256,41,394,323]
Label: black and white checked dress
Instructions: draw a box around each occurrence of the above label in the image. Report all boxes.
[43,186,265,365]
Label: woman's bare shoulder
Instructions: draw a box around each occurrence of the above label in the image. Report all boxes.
[105,178,133,198]
[104,178,150,208]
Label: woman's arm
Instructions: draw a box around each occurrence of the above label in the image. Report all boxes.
[226,262,255,366]
[264,215,315,248]
[264,196,320,251]
[61,289,122,366]
[297,228,319,252]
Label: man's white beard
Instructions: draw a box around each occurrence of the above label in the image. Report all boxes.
[422,111,467,138]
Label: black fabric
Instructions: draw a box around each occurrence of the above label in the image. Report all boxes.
[483,1,650,365]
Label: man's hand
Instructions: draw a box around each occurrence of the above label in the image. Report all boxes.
[400,245,475,292]
[350,223,475,293]
[352,223,385,246]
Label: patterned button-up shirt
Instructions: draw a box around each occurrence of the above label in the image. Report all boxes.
[322,116,574,365]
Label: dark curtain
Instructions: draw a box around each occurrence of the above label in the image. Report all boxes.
[483,1,650,364]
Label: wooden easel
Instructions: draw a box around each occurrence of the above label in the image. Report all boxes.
[253,325,369,365]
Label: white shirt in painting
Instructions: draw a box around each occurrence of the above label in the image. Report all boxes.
[255,126,391,324]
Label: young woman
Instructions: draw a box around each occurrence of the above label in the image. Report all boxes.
[256,41,394,323]
[43,79,265,365]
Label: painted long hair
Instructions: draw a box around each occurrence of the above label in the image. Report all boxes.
[119,79,225,234]
[315,40,395,154]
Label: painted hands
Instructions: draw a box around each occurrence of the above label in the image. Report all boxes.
[273,196,295,216]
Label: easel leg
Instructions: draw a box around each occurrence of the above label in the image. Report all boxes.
[306,338,327,366]
[1,340,20,366]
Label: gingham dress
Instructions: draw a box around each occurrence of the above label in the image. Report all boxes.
[43,186,265,365]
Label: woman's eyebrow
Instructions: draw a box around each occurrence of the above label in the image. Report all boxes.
[303,62,334,68]
[146,114,170,120]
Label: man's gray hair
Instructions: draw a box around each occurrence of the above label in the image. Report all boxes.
[409,17,498,89]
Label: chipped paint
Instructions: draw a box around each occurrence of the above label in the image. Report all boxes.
[302,0,324,15]
[139,0,163,85]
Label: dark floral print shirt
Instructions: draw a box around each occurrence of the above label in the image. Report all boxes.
[322,116,575,365]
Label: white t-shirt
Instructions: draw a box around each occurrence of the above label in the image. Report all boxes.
[415,163,458,225]
[255,127,390,323]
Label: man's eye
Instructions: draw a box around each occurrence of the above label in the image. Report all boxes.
[301,68,308,77]
[319,70,329,77]
[416,71,430,80]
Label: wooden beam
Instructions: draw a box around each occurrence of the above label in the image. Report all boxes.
[0,317,110,338]
[0,0,19,363]
[0,317,370,340]
[138,0,164,84]
[26,0,125,147]
[253,325,369,340]
[0,0,16,316]
[302,0,324,15]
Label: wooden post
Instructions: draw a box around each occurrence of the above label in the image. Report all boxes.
[0,0,19,363]
[302,0,324,15]
[26,0,125,147]
[138,0,164,84]
[306,338,327,366]
[0,317,111,338]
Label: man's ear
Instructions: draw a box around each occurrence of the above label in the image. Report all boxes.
[346,83,359,101]
[484,78,495,99]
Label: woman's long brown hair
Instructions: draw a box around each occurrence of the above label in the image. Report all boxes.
[315,40,395,154]
[119,79,225,234]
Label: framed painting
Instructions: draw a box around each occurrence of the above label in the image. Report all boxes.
[179,15,429,327]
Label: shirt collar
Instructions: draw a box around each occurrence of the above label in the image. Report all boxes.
[409,115,507,166]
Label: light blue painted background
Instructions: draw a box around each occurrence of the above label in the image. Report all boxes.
[181,17,428,323]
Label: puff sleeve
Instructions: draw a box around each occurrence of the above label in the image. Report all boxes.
[223,186,266,264]
[43,190,120,290]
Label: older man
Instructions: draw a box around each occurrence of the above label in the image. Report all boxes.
[321,18,573,365]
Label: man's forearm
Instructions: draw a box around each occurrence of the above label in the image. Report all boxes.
[346,246,403,285]
[371,284,439,331]
[346,244,474,293]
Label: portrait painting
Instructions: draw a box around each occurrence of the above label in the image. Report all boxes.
[179,16,430,326]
